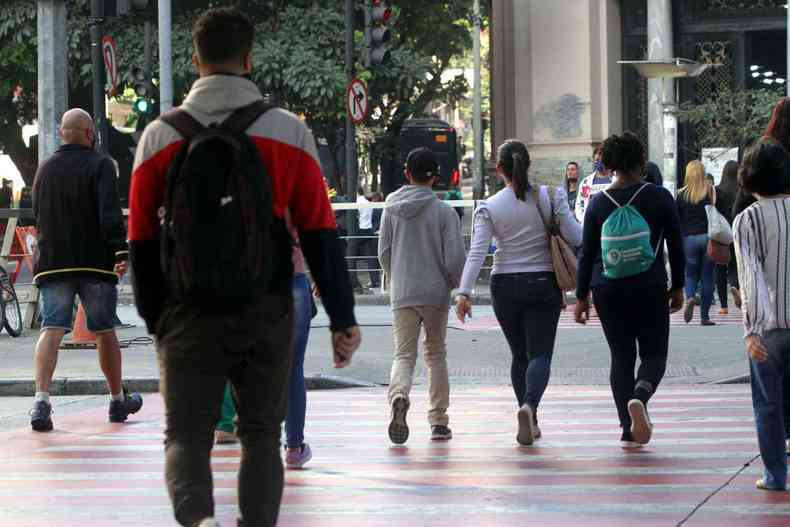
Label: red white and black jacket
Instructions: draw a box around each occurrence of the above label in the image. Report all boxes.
[129,74,355,333]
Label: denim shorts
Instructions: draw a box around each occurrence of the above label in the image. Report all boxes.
[39,278,118,333]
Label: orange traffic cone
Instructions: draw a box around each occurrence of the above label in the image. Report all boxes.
[71,304,96,343]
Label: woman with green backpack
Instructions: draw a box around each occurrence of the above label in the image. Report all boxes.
[574,132,685,447]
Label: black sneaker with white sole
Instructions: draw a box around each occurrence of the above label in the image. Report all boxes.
[30,400,53,432]
[627,399,653,445]
[109,390,144,423]
[431,425,452,441]
[388,396,410,445]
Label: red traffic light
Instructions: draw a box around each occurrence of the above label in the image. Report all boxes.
[371,3,392,25]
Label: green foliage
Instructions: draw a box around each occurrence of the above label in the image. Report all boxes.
[676,88,783,151]
[0,0,481,185]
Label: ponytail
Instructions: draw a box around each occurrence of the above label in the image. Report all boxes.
[497,139,531,201]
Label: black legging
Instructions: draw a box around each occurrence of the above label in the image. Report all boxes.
[715,265,728,309]
[593,283,669,431]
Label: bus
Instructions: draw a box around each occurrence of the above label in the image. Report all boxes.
[394,118,461,193]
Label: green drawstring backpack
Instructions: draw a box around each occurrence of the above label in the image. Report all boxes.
[600,184,659,279]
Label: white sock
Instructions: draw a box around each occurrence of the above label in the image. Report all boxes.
[35,391,50,403]
[110,392,124,402]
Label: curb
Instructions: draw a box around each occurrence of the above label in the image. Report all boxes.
[0,375,378,397]
[708,374,750,385]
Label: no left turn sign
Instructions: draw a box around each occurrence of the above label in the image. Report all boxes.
[347,78,369,125]
[102,36,119,98]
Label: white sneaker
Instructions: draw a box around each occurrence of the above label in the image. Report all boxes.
[198,519,222,527]
[516,404,535,446]
[628,399,653,445]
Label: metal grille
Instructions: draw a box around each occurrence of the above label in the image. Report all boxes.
[706,0,785,10]
[635,46,649,147]
[694,40,734,148]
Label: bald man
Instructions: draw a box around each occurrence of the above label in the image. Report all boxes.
[30,108,143,432]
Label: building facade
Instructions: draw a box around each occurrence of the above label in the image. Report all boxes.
[491,0,787,186]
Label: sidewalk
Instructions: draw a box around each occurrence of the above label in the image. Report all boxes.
[0,385,787,526]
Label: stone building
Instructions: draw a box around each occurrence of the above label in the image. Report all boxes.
[490,0,788,187]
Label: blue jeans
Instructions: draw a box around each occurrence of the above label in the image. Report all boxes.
[683,234,715,321]
[39,278,117,332]
[750,329,790,490]
[490,272,562,411]
[285,273,311,448]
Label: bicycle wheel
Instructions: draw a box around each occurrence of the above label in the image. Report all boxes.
[3,289,22,337]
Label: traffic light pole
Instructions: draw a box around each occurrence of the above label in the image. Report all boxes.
[344,0,359,203]
[90,0,108,154]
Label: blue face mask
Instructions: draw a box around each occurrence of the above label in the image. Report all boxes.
[593,160,605,173]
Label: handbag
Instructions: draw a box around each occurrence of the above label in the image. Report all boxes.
[534,186,577,291]
[704,187,732,265]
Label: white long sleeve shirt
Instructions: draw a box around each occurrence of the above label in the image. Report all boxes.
[458,185,582,296]
[733,196,790,338]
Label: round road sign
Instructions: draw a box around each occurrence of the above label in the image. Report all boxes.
[347,78,370,125]
[102,36,119,98]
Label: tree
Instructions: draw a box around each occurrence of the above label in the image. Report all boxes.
[676,88,782,153]
[0,0,482,189]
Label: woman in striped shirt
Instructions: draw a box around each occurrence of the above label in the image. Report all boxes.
[733,140,790,491]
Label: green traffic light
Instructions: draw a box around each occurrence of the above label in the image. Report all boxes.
[133,98,151,114]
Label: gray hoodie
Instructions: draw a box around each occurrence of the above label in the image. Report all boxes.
[378,185,466,309]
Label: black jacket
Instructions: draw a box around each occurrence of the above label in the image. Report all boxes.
[33,144,128,285]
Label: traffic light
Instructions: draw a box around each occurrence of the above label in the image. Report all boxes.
[366,1,393,67]
[131,66,154,116]
[113,0,155,16]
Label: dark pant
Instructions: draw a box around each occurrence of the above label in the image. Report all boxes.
[750,330,790,490]
[715,264,728,309]
[349,228,380,288]
[157,294,294,527]
[491,272,562,412]
[593,284,669,431]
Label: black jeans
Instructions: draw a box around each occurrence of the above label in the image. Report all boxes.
[156,294,294,527]
[593,284,669,431]
[715,264,729,309]
[349,228,380,288]
[491,272,562,411]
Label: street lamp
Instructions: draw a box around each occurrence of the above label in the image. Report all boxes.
[618,58,718,195]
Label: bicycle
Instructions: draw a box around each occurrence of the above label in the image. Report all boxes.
[0,264,23,337]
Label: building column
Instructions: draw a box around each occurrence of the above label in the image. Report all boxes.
[647,0,676,193]
[490,0,516,156]
[37,0,68,164]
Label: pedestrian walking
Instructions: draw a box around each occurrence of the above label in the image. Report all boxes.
[128,8,360,527]
[575,146,613,223]
[565,161,580,219]
[29,108,142,432]
[456,139,581,446]
[378,147,466,445]
[677,160,717,326]
[575,132,685,447]
[733,140,790,491]
[714,160,739,315]
[644,161,664,187]
[215,214,315,470]
[349,187,380,293]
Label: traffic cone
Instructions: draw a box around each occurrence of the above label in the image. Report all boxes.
[71,303,96,343]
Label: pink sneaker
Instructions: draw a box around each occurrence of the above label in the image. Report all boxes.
[285,443,312,469]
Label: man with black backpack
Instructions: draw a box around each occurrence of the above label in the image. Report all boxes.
[128,8,360,527]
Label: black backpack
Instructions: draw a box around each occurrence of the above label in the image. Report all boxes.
[158,100,284,309]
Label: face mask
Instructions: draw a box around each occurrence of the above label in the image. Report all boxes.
[593,160,605,173]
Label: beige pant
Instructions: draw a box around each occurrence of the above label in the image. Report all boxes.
[388,306,450,426]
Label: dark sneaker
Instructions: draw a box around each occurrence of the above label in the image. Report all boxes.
[628,399,653,445]
[285,443,313,469]
[516,404,535,446]
[683,301,695,323]
[30,400,53,432]
[109,391,143,423]
[533,421,542,440]
[701,319,717,327]
[431,425,453,441]
[388,396,410,445]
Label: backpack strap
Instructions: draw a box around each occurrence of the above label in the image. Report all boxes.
[625,183,649,206]
[221,100,276,135]
[158,109,205,141]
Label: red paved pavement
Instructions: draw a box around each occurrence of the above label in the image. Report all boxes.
[0,385,788,526]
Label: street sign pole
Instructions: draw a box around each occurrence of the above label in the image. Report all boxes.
[90,0,108,154]
[344,0,359,203]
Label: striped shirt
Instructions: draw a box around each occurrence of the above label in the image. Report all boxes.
[733,196,790,337]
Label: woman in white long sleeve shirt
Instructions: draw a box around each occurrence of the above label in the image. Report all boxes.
[733,141,790,492]
[454,139,581,447]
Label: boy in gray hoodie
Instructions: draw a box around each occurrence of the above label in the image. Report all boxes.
[378,147,466,444]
